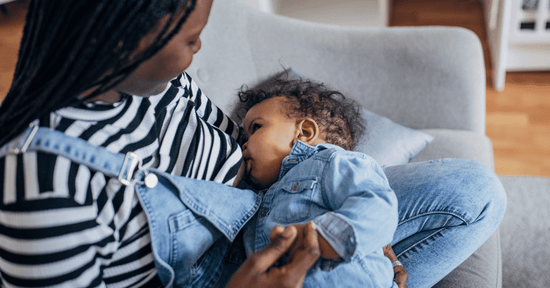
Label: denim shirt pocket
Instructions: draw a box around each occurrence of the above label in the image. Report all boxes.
[272,178,318,224]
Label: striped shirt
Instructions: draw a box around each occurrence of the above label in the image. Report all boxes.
[0,73,243,287]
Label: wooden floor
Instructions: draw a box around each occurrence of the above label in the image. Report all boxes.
[0,1,25,99]
[391,0,550,177]
[1,0,549,176]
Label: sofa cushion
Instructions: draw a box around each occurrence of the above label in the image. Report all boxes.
[412,129,495,169]
[355,109,434,167]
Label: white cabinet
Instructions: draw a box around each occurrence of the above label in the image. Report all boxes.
[485,0,550,90]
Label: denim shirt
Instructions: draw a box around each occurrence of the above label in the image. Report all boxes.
[243,141,399,287]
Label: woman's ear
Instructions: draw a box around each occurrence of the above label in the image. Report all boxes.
[295,118,321,145]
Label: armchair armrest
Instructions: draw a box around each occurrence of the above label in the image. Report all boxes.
[188,0,486,133]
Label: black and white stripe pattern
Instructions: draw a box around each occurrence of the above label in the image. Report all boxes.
[0,73,242,287]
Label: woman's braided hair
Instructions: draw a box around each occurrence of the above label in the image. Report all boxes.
[238,72,366,151]
[0,0,196,147]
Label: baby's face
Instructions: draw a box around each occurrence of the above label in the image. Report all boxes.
[242,97,298,189]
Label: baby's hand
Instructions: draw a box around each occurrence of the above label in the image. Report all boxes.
[383,244,409,288]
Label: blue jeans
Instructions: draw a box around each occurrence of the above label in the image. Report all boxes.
[384,159,507,288]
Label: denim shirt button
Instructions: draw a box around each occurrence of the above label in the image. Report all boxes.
[292,182,299,191]
[144,173,158,188]
[260,210,268,217]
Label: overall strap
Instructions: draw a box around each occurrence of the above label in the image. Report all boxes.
[0,125,260,237]
[1,124,261,288]
[0,124,141,185]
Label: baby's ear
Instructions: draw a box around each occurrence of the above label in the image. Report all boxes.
[296,118,320,145]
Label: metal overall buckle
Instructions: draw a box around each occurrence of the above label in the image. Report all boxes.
[118,152,158,188]
[13,123,39,154]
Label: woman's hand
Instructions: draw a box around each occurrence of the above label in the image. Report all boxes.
[283,223,340,260]
[383,244,409,288]
[225,222,321,288]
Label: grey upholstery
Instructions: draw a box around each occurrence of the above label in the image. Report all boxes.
[188,0,486,133]
[187,0,503,286]
[498,176,550,288]
[414,129,495,170]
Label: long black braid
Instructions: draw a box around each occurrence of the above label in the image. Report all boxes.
[0,0,197,147]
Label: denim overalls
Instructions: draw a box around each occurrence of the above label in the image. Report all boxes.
[0,125,261,287]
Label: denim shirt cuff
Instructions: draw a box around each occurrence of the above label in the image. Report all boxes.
[313,212,356,262]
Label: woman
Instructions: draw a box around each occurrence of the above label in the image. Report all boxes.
[0,0,319,287]
[0,0,506,287]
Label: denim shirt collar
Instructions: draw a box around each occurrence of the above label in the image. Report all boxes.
[278,140,336,180]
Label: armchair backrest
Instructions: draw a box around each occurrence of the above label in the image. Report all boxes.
[187,0,487,133]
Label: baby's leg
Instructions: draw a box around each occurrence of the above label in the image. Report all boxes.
[384,159,506,288]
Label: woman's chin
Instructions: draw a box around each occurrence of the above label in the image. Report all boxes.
[152,82,170,95]
[141,82,170,97]
[126,82,170,98]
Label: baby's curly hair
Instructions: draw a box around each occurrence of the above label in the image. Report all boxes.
[238,73,365,150]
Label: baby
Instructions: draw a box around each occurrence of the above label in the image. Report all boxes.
[238,75,400,287]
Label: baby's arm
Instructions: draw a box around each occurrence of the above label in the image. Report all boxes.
[313,151,399,262]
[282,152,398,265]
